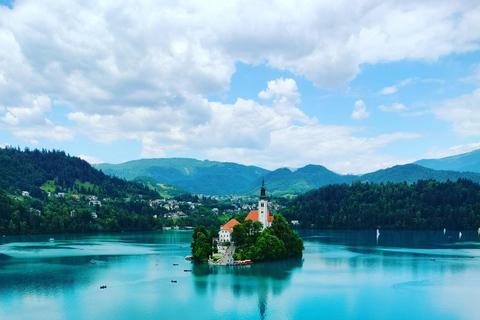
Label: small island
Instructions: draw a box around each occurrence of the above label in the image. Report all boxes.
[191,180,304,264]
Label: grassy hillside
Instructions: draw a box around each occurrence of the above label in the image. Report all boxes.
[132,176,187,198]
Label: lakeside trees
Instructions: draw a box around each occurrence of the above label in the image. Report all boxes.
[232,214,304,261]
[0,189,164,235]
[281,179,480,230]
[191,225,218,262]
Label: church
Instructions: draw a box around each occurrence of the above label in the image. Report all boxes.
[218,179,272,247]
[244,179,273,230]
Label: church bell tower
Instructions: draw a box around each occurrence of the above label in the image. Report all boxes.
[258,178,268,228]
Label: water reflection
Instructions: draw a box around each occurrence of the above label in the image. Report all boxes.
[193,258,303,319]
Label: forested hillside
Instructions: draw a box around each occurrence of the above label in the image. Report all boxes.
[94,156,480,196]
[0,147,164,235]
[0,147,158,198]
[281,179,480,230]
[95,158,268,195]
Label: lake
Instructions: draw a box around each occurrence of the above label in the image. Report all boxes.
[1,230,479,320]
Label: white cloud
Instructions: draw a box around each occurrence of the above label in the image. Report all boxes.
[258,78,313,124]
[0,0,475,173]
[258,78,300,105]
[11,121,74,142]
[379,79,412,95]
[2,95,52,125]
[67,79,419,174]
[0,0,478,114]
[2,112,19,125]
[207,128,419,174]
[431,89,480,137]
[351,100,370,120]
[379,103,407,112]
[79,154,104,164]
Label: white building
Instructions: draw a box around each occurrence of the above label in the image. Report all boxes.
[218,218,239,244]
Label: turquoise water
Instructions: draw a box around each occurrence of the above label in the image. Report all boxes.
[1,230,480,320]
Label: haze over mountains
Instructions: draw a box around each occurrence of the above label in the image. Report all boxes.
[95,149,480,196]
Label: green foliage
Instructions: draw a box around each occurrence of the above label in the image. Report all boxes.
[0,147,159,199]
[0,147,165,235]
[252,229,286,261]
[191,225,215,263]
[281,179,480,230]
[232,214,303,262]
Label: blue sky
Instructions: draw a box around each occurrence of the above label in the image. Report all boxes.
[0,0,479,174]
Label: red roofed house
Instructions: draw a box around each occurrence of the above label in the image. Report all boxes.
[218,218,239,244]
[245,179,272,230]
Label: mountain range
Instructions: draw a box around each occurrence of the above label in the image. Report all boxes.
[95,149,480,196]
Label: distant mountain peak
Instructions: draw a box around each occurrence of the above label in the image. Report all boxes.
[414,148,480,173]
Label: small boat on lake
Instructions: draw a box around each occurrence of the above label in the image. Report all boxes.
[184,269,191,272]
[227,260,253,266]
[49,238,54,242]
[100,285,107,289]
[185,256,193,261]
[173,263,179,266]
[171,280,177,283]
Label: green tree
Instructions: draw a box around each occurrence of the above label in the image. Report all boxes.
[191,225,214,263]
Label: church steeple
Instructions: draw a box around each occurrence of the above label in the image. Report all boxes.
[260,178,266,200]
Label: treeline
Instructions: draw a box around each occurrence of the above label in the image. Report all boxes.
[0,147,158,199]
[281,179,480,230]
[0,188,164,235]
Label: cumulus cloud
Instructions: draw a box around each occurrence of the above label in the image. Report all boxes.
[0,0,478,113]
[1,95,52,125]
[79,154,104,164]
[258,78,300,105]
[351,100,370,120]
[11,121,74,142]
[258,78,313,124]
[379,103,407,112]
[207,128,419,173]
[431,89,480,137]
[0,0,476,173]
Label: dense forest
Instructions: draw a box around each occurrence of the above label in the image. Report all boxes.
[232,215,304,261]
[281,179,480,230]
[0,147,242,235]
[0,188,163,234]
[0,147,157,198]
[0,147,165,234]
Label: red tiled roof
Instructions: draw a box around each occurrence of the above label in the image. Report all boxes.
[220,218,240,233]
[245,210,273,223]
